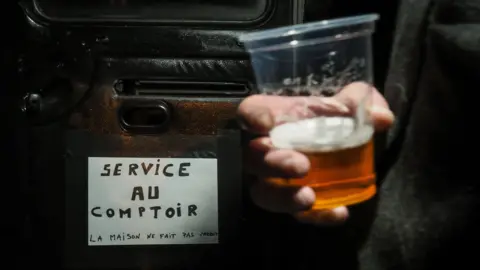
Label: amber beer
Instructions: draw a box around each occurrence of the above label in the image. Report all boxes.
[269,116,376,210]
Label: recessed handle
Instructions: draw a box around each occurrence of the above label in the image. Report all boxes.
[119,101,171,133]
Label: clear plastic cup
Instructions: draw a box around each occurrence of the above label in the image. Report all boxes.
[239,14,379,210]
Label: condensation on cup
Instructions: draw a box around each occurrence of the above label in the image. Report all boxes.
[239,14,380,209]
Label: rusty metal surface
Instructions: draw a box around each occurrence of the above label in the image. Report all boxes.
[67,81,239,156]
[18,3,256,268]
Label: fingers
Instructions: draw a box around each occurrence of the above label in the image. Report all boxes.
[246,137,349,225]
[239,81,392,226]
[334,82,394,131]
[250,176,350,225]
[250,182,316,213]
[245,137,310,178]
[238,82,394,135]
[245,137,314,213]
[238,95,353,134]
[237,96,275,134]
[369,105,395,132]
[294,206,349,225]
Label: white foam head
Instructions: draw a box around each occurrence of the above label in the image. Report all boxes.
[269,116,373,152]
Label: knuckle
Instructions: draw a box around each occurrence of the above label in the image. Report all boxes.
[237,94,264,116]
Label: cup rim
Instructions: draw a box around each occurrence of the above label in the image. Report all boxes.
[239,14,379,43]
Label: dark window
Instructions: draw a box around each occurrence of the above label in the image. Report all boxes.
[33,0,270,23]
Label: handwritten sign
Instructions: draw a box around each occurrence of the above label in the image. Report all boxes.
[87,157,218,246]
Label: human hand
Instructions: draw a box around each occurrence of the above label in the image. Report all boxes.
[237,82,395,225]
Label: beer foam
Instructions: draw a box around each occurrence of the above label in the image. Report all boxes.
[269,116,374,152]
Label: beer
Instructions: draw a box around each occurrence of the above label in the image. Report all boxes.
[269,116,375,209]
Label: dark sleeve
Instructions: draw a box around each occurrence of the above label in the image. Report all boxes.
[359,1,480,269]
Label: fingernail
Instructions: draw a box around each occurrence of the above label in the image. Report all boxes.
[323,98,350,113]
[282,157,309,175]
[238,110,274,133]
[257,112,274,129]
[309,97,350,113]
[332,206,349,221]
[293,206,349,225]
[315,211,347,225]
[259,137,273,148]
[370,106,395,120]
[293,186,316,207]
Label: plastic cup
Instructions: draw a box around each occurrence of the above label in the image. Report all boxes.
[239,14,380,209]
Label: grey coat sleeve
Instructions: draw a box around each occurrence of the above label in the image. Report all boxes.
[360,0,480,269]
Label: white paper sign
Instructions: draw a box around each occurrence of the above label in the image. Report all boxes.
[87,157,218,246]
